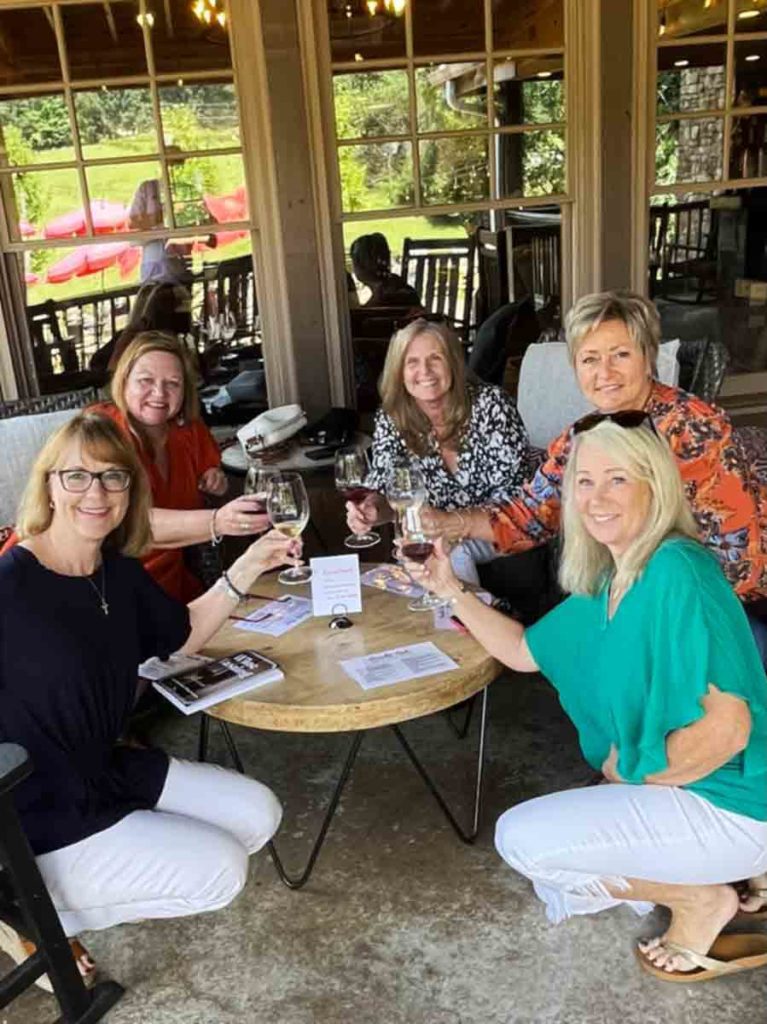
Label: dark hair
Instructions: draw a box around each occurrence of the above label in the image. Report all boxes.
[350,233,392,283]
[108,281,191,370]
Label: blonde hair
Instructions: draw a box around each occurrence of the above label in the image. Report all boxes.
[564,290,660,374]
[379,318,471,457]
[559,420,698,597]
[15,412,152,558]
[110,330,199,424]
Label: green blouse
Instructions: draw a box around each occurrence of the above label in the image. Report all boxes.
[525,537,767,821]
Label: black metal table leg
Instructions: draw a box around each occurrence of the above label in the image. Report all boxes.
[197,714,210,763]
[391,685,488,844]
[444,693,477,740]
[216,722,365,890]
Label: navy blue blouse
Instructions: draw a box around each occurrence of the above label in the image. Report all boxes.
[0,546,190,855]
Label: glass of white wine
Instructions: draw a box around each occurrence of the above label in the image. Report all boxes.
[267,471,312,585]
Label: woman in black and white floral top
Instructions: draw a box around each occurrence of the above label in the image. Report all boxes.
[346,318,529,584]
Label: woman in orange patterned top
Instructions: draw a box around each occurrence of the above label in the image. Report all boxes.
[422,291,767,658]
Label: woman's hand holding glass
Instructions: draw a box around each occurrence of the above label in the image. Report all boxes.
[242,528,303,579]
[345,492,382,535]
[403,536,458,604]
[214,495,270,537]
[398,509,449,611]
[335,446,380,550]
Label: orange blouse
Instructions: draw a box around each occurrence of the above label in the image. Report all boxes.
[90,403,221,602]
[489,381,767,601]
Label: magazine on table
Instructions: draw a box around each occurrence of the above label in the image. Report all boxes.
[141,649,283,715]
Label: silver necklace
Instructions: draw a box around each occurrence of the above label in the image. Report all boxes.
[84,565,108,616]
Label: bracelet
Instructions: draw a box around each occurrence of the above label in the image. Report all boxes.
[449,579,469,606]
[210,508,222,547]
[217,570,247,603]
[452,509,468,542]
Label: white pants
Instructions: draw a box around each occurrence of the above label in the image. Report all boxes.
[36,758,282,937]
[495,783,767,924]
[449,538,497,586]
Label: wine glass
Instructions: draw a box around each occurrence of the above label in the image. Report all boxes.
[244,464,281,513]
[386,460,426,560]
[267,471,312,585]
[335,445,380,550]
[400,507,447,612]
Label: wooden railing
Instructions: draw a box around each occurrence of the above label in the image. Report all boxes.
[26,255,257,393]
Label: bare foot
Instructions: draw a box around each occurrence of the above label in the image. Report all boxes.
[639,884,739,973]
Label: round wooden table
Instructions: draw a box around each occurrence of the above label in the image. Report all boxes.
[200,568,500,888]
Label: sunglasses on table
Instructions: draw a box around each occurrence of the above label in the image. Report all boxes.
[572,410,658,437]
[47,469,132,493]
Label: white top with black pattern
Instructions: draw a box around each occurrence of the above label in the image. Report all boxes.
[366,382,530,510]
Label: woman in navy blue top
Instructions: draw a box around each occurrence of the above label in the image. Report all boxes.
[0,411,298,988]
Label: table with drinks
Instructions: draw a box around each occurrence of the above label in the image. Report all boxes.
[201,447,499,887]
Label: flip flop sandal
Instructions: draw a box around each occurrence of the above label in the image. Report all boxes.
[636,933,767,983]
[0,922,96,993]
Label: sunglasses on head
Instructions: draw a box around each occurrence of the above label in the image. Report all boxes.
[395,311,451,330]
[573,410,658,437]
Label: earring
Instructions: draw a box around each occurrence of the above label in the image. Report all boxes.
[49,500,54,509]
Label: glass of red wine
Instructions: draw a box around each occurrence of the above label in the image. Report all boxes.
[335,445,380,550]
[400,508,447,611]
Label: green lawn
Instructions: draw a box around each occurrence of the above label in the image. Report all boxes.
[24,132,246,305]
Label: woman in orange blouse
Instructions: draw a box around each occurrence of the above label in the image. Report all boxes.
[93,332,268,602]
[421,291,767,654]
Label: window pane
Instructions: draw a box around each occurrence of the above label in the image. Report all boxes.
[412,0,484,57]
[734,41,767,107]
[420,136,489,205]
[328,1,406,64]
[0,8,61,87]
[730,115,767,178]
[655,118,723,184]
[85,161,165,232]
[62,2,148,80]
[74,87,156,160]
[416,63,487,133]
[495,129,565,198]
[169,153,246,227]
[658,0,727,39]
[152,0,232,73]
[656,44,726,115]
[0,95,73,165]
[735,0,767,33]
[501,206,562,328]
[159,82,240,150]
[333,71,410,140]
[494,55,565,127]
[493,0,564,51]
[1,168,84,243]
[339,141,414,212]
[649,187,767,373]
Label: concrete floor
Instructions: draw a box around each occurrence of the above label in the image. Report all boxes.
[4,670,766,1024]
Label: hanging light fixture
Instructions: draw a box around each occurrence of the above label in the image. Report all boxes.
[192,0,226,29]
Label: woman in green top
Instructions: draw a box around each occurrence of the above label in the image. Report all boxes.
[406,414,767,983]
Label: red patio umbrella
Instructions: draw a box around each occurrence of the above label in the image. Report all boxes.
[45,242,140,284]
[24,271,39,285]
[43,200,128,240]
[19,219,36,237]
[203,186,248,224]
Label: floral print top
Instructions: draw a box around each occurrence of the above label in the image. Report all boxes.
[367,382,529,510]
[489,381,767,601]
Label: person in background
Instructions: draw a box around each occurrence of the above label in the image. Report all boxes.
[350,232,422,309]
[406,417,767,982]
[347,317,529,588]
[0,412,299,987]
[418,290,767,652]
[128,147,188,285]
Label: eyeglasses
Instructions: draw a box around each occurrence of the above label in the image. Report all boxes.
[48,469,132,493]
[572,410,658,437]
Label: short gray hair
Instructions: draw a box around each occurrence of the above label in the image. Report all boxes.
[564,290,661,373]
